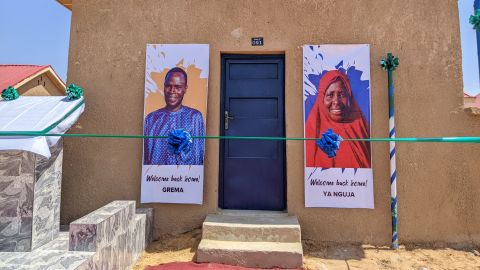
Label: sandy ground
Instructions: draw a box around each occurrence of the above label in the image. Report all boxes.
[133,229,480,270]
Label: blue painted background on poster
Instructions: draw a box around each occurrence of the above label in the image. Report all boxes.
[304,61,370,124]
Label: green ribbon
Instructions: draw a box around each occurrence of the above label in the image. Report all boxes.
[470,9,480,31]
[0,132,479,143]
[380,54,399,71]
[1,86,20,101]
[66,84,84,100]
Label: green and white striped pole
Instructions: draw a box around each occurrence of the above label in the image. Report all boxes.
[381,53,400,249]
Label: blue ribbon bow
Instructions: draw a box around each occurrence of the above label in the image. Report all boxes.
[316,128,342,158]
[168,129,193,155]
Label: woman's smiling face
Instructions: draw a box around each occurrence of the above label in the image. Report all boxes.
[323,79,350,122]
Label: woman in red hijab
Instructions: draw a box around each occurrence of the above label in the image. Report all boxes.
[305,70,371,168]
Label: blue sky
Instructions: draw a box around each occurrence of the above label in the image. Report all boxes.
[0,1,479,95]
[0,0,71,82]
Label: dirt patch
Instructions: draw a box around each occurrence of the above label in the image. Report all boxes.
[133,231,480,270]
[132,228,201,270]
[302,240,480,269]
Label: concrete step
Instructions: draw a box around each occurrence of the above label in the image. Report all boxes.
[69,200,136,252]
[0,247,94,270]
[218,209,289,217]
[196,239,303,269]
[202,214,301,242]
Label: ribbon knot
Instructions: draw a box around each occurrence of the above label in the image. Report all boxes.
[380,53,399,71]
[1,86,19,101]
[316,128,342,158]
[66,84,84,100]
[168,129,193,155]
[470,9,480,31]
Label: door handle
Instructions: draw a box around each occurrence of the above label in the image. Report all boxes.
[224,110,234,130]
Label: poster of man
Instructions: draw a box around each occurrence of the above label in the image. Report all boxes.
[141,44,209,204]
[143,67,205,165]
[303,44,374,208]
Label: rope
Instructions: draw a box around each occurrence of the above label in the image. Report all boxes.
[0,131,479,143]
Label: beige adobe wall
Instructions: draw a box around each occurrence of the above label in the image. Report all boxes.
[63,0,480,245]
[17,72,65,96]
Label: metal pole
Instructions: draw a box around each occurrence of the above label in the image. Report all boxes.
[387,54,399,249]
[381,52,399,249]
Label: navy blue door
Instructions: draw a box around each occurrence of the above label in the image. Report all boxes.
[220,55,285,210]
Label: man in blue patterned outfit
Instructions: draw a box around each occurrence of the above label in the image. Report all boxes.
[144,67,205,165]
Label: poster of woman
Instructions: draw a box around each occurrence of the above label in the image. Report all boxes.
[303,44,374,208]
[141,44,209,204]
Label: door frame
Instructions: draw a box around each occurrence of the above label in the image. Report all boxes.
[218,53,286,210]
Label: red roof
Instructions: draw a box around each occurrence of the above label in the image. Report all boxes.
[464,92,480,98]
[464,93,480,108]
[0,65,51,91]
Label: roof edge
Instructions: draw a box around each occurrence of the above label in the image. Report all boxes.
[14,66,66,92]
[56,0,72,11]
